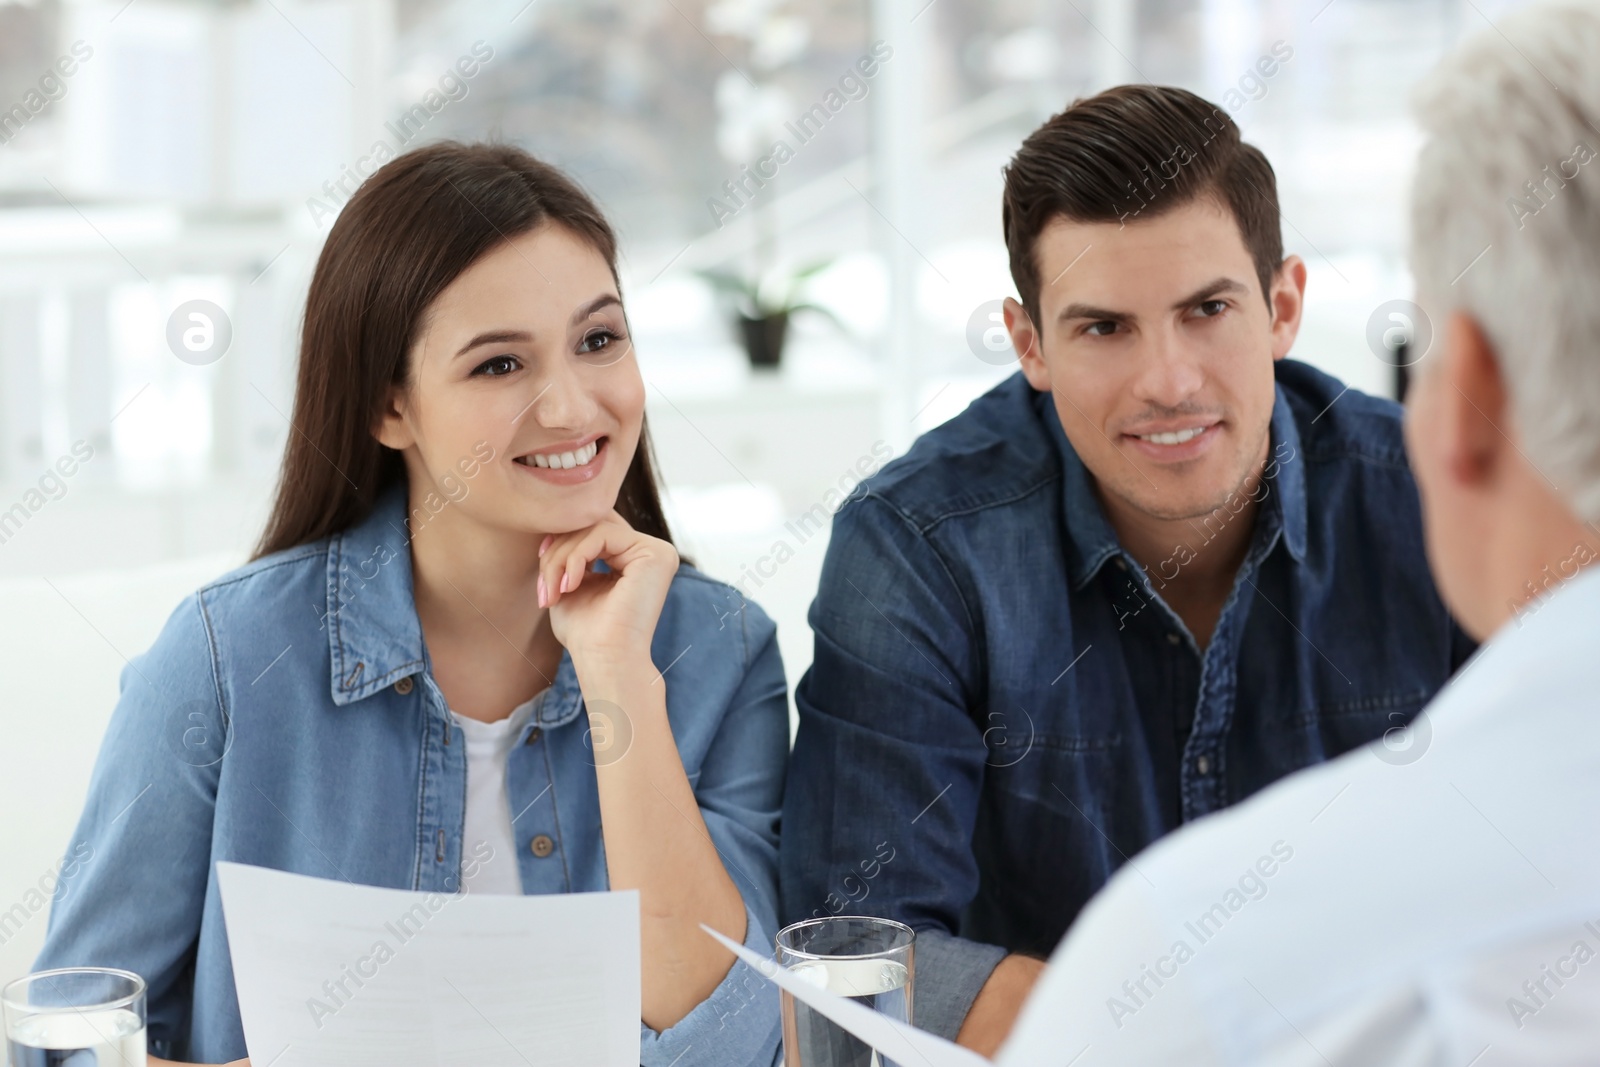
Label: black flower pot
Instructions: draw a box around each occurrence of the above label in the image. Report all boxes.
[738,311,790,369]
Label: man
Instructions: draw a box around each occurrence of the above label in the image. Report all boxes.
[996,3,1600,1061]
[780,84,1473,1050]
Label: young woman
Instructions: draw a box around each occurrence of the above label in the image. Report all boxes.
[34,142,789,1066]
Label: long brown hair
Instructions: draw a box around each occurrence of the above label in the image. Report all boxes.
[252,141,675,560]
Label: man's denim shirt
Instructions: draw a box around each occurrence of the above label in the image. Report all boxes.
[780,360,1473,1038]
[35,481,789,1067]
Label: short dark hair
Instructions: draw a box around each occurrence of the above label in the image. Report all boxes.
[1001,85,1284,327]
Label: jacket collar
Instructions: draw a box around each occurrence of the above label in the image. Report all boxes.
[322,480,584,727]
[1043,380,1307,591]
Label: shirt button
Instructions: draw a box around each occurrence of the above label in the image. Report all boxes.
[1195,755,1211,775]
[525,726,543,746]
[530,834,554,858]
[1166,632,1181,646]
[393,676,414,695]
[1114,557,1128,571]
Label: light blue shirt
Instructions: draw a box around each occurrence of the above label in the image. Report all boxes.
[35,480,788,1066]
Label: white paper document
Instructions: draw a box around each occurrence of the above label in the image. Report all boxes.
[704,925,1079,1067]
[217,862,641,1067]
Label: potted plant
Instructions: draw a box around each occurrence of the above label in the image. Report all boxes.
[698,259,842,369]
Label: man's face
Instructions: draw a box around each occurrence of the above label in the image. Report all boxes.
[1006,196,1303,524]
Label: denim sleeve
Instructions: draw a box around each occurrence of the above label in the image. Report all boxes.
[639,599,788,1067]
[911,928,1012,1037]
[32,593,225,1061]
[780,493,1007,1041]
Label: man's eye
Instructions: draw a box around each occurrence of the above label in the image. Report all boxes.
[1197,299,1228,317]
[473,355,520,377]
[1085,321,1118,337]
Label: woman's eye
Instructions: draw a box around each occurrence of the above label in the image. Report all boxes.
[473,354,520,377]
[579,328,623,356]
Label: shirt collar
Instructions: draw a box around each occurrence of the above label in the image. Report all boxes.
[323,480,584,727]
[1042,379,1307,591]
[1269,379,1308,564]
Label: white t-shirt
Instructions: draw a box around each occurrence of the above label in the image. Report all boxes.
[451,696,537,895]
[999,565,1600,1066]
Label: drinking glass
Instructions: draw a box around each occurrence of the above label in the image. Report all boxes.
[2,967,147,1067]
[777,915,914,1067]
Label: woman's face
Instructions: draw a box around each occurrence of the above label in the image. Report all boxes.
[375,222,645,539]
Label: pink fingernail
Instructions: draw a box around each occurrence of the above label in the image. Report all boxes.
[559,573,570,594]
[539,534,552,557]
[537,575,547,607]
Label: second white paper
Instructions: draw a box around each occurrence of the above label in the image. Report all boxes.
[703,925,991,1067]
[218,862,641,1067]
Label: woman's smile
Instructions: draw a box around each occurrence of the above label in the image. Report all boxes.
[511,433,608,484]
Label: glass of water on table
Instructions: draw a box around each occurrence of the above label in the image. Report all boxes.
[777,915,914,1067]
[3,967,146,1067]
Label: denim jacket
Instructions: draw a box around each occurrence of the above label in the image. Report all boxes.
[780,361,1475,1038]
[36,480,787,1066]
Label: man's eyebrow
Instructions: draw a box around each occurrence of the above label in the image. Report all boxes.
[1054,277,1252,325]
[1171,276,1250,310]
[1057,302,1132,325]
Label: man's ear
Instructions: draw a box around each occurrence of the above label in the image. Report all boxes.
[1004,297,1050,390]
[1440,310,1508,488]
[372,382,415,452]
[1267,255,1307,361]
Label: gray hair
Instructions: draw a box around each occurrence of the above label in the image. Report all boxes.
[1410,0,1600,519]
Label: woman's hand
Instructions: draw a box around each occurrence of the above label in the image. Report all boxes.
[538,509,678,664]
[538,511,748,1030]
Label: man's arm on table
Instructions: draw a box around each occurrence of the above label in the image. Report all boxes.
[780,491,1011,1039]
[955,953,1048,1054]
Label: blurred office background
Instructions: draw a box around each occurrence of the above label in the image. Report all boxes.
[0,0,1530,981]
